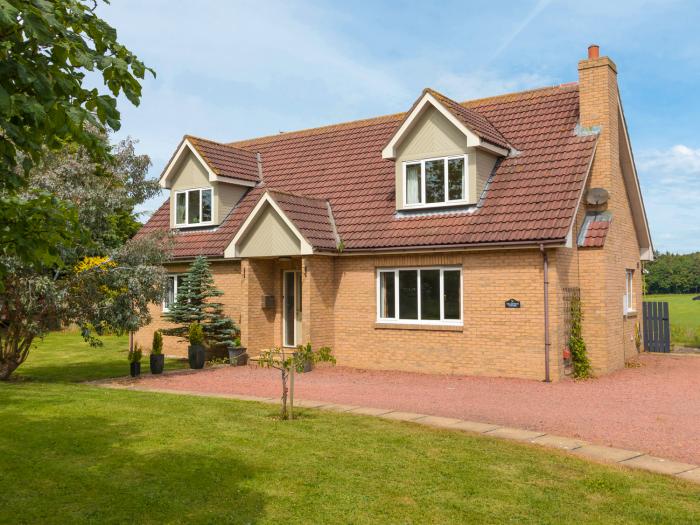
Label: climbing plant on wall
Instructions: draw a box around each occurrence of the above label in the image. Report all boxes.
[569,295,592,379]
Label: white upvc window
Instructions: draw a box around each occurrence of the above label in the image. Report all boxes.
[163,274,186,312]
[376,267,463,325]
[624,269,635,314]
[174,188,213,227]
[403,155,468,209]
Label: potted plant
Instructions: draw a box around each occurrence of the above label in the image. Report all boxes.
[228,337,248,366]
[150,330,165,374]
[294,342,314,373]
[128,344,143,377]
[188,322,206,369]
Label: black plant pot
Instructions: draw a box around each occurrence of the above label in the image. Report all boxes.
[293,352,314,373]
[228,347,248,366]
[206,344,228,360]
[150,353,165,374]
[188,344,206,369]
[301,358,313,373]
[129,362,141,377]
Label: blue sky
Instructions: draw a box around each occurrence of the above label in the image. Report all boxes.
[98,0,700,253]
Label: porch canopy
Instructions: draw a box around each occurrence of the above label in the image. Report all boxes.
[224,190,339,258]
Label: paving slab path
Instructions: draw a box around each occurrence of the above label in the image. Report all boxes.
[103,353,700,471]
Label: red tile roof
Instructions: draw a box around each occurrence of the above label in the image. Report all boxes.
[139,83,597,257]
[426,88,509,150]
[578,212,612,248]
[267,190,338,251]
[187,135,259,183]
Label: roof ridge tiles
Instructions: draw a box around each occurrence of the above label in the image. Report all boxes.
[186,134,258,156]
[228,84,574,148]
[267,188,329,203]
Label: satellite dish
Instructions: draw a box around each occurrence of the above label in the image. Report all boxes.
[586,188,609,206]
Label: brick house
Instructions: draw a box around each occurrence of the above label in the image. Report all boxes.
[135,46,652,381]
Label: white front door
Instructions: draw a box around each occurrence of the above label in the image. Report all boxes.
[283,271,302,347]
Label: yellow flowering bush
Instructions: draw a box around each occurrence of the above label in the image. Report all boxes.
[74,256,115,274]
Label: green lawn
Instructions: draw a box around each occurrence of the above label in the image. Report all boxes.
[645,293,700,347]
[15,331,188,382]
[1,335,699,523]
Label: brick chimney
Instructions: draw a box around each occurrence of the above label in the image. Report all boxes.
[578,44,620,191]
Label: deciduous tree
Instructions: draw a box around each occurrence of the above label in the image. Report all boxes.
[0,134,168,380]
[0,0,153,275]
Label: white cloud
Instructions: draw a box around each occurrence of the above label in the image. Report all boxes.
[435,71,555,101]
[637,144,700,253]
[101,1,409,112]
[95,0,566,220]
[491,0,555,60]
[638,144,700,177]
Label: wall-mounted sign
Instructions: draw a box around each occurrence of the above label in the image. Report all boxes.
[505,299,521,309]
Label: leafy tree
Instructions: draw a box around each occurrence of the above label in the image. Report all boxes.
[162,256,239,349]
[645,252,700,295]
[0,134,168,380]
[29,132,158,259]
[256,344,336,420]
[0,0,153,274]
[0,235,169,379]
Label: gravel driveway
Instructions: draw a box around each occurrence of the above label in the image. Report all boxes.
[132,354,700,464]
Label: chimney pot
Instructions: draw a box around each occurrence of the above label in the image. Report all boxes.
[588,44,600,59]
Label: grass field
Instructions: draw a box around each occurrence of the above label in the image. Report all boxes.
[1,333,700,523]
[645,294,700,347]
[14,330,188,382]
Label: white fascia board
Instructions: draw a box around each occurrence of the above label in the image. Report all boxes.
[564,139,598,248]
[224,192,314,258]
[617,97,653,259]
[478,141,510,157]
[381,93,482,159]
[640,247,654,261]
[210,174,257,187]
[159,139,218,189]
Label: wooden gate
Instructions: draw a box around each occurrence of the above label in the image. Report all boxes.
[642,301,671,353]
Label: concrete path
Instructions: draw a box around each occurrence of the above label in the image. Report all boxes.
[96,381,700,484]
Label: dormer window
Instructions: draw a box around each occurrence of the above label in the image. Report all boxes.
[403,155,467,208]
[175,188,213,226]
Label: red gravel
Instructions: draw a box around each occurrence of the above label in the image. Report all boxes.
[132,354,700,465]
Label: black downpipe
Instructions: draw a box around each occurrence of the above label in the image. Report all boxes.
[540,244,551,382]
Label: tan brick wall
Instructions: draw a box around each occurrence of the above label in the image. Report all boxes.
[331,251,556,380]
[571,54,643,374]
[134,260,243,357]
[302,256,337,349]
[240,258,277,354]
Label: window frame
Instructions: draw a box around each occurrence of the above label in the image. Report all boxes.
[163,274,186,312]
[376,266,463,326]
[402,154,468,209]
[624,269,635,314]
[174,187,214,227]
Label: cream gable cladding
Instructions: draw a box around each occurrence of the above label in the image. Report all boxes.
[225,193,314,258]
[236,203,302,257]
[167,150,248,227]
[394,107,498,210]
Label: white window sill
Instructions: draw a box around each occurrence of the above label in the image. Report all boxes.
[174,221,216,229]
[375,322,463,332]
[402,201,472,211]
[624,309,638,318]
